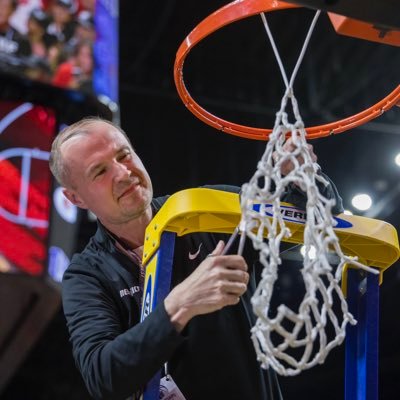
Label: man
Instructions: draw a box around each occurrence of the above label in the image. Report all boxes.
[49,117,343,400]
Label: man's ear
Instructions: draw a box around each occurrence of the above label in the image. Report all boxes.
[63,188,88,209]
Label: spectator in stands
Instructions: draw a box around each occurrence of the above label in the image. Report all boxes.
[27,8,56,58]
[0,0,31,58]
[46,0,77,44]
[75,10,95,42]
[64,9,95,54]
[9,0,43,35]
[52,39,93,92]
[26,7,58,82]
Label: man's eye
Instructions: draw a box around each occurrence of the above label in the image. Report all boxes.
[94,169,105,178]
[119,152,131,161]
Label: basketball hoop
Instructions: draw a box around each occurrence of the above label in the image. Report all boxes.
[174,0,400,141]
[173,0,392,377]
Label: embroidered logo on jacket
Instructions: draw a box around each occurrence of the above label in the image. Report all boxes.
[119,286,140,298]
[188,242,203,260]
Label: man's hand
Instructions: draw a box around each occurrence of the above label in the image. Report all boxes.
[274,137,318,176]
[164,240,249,332]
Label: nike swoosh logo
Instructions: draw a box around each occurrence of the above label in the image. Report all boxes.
[188,243,203,260]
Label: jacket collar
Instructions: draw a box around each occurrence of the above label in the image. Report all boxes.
[92,195,170,253]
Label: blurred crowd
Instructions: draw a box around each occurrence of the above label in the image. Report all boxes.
[0,0,96,94]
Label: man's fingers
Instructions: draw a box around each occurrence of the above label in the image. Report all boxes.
[225,281,248,296]
[215,267,249,284]
[208,254,248,272]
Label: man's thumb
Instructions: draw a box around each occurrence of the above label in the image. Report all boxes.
[210,240,225,256]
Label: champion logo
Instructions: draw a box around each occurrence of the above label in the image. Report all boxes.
[188,243,203,260]
[253,204,353,228]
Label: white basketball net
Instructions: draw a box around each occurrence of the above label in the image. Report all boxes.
[238,10,379,376]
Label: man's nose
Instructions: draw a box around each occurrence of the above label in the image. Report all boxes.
[113,162,131,180]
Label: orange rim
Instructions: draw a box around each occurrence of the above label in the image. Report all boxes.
[174,0,400,140]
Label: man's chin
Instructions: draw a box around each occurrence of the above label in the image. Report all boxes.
[120,191,152,212]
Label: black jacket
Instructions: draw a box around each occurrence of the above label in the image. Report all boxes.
[62,181,343,400]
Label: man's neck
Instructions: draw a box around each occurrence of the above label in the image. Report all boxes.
[102,207,153,250]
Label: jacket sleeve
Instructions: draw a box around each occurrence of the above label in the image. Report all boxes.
[62,265,184,400]
[280,171,344,214]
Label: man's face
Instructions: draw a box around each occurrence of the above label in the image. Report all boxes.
[61,122,153,226]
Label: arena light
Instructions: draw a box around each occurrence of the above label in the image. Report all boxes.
[351,194,372,211]
[395,152,400,167]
